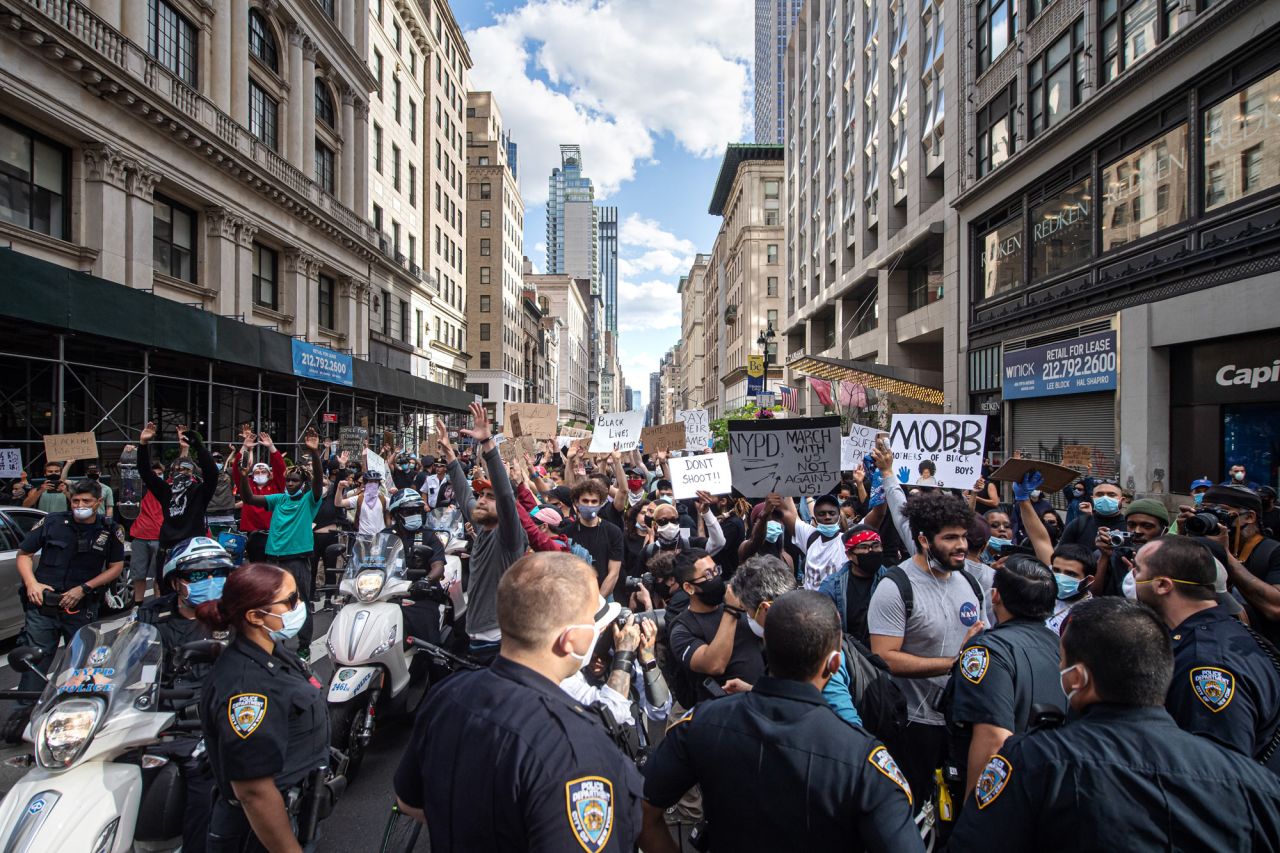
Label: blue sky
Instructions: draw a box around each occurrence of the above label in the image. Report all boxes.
[457,0,755,409]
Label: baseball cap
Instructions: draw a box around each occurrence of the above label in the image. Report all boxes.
[531,505,563,526]
[471,478,493,495]
[1190,478,1213,491]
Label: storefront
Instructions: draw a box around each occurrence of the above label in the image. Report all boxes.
[1170,331,1280,491]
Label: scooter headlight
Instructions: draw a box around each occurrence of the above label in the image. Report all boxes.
[92,816,120,853]
[36,698,104,769]
[355,570,385,602]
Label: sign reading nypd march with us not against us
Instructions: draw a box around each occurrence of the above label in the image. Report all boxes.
[728,416,841,498]
[889,414,987,489]
[291,339,353,387]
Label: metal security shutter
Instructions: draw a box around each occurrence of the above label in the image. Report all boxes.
[1010,392,1118,480]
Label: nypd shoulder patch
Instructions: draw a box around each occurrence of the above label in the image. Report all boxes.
[566,776,614,853]
[960,646,989,684]
[228,693,267,739]
[868,745,912,805]
[975,754,1013,809]
[1190,666,1235,713]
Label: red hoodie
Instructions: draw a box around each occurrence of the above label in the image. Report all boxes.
[230,449,286,532]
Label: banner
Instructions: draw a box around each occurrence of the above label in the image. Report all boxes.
[676,408,711,451]
[888,414,987,489]
[0,448,21,478]
[640,422,688,454]
[669,453,733,500]
[1002,330,1117,400]
[588,410,646,453]
[45,432,99,463]
[291,339,354,387]
[840,422,881,471]
[747,354,766,396]
[507,403,558,439]
[728,416,841,498]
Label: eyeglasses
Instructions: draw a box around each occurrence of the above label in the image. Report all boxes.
[692,566,722,585]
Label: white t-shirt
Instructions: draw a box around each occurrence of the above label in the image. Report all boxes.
[342,490,385,537]
[793,518,848,590]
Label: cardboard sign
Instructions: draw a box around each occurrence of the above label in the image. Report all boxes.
[1061,445,1094,468]
[988,458,1080,495]
[339,427,368,456]
[669,453,733,500]
[589,410,645,453]
[0,448,22,478]
[44,432,98,463]
[508,403,558,439]
[641,422,688,454]
[362,447,389,479]
[888,414,987,489]
[728,416,842,498]
[840,422,881,471]
[676,409,712,451]
[418,439,434,459]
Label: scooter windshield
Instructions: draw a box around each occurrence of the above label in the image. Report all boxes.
[345,530,407,580]
[35,620,163,717]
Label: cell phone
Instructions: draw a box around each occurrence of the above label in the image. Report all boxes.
[703,677,728,699]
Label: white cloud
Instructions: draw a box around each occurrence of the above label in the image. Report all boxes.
[465,0,753,204]
[617,279,682,334]
[620,214,698,256]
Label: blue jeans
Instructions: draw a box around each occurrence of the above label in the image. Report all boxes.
[16,601,99,698]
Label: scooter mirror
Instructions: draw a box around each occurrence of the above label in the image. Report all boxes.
[177,639,225,665]
[6,646,43,675]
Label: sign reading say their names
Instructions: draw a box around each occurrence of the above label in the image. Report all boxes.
[840,422,882,471]
[669,453,733,500]
[507,403,558,439]
[676,409,711,451]
[728,416,841,498]
[588,410,646,453]
[640,422,688,454]
[888,414,987,489]
[44,432,99,463]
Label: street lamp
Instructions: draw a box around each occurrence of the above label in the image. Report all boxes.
[756,321,777,396]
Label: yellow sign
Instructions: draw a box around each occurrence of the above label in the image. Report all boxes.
[747,355,765,378]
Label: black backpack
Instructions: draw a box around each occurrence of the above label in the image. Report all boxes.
[839,634,908,742]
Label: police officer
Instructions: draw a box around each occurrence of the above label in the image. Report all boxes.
[949,598,1280,852]
[197,562,330,853]
[946,555,1067,800]
[394,551,661,852]
[642,590,924,853]
[384,488,447,644]
[1132,535,1280,775]
[7,478,124,736]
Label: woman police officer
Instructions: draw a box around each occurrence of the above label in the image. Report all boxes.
[196,563,330,852]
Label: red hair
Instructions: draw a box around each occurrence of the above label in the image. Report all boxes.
[195,562,288,632]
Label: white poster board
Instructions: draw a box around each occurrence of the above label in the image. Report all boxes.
[0,448,21,478]
[727,416,842,498]
[362,447,389,480]
[588,410,646,453]
[676,408,712,451]
[840,422,881,471]
[888,414,987,488]
[669,453,733,500]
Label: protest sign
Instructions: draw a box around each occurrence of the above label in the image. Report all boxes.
[888,414,987,489]
[339,427,368,456]
[418,440,434,459]
[676,409,711,451]
[840,422,881,471]
[508,403,558,439]
[641,422,688,454]
[669,453,733,500]
[589,410,645,453]
[44,432,98,463]
[1061,445,1094,469]
[727,416,841,498]
[0,448,21,478]
[988,459,1079,494]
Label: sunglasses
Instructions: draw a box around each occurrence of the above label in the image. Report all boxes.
[179,568,229,582]
[266,591,300,610]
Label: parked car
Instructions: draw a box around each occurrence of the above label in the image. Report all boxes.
[0,507,44,641]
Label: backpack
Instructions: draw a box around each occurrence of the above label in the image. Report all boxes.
[875,564,983,621]
[1245,537,1280,579]
[840,633,908,742]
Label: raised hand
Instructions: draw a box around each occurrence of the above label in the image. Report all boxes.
[257,432,275,451]
[1013,469,1044,502]
[459,402,492,444]
[139,421,157,445]
[302,428,320,452]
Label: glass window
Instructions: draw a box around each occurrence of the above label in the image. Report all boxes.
[764,179,780,198]
[401,298,410,342]
[373,124,382,172]
[1100,0,1178,85]
[979,217,1024,299]
[416,309,423,348]
[480,182,491,199]
[248,81,278,150]
[149,0,197,86]
[767,276,778,296]
[1029,19,1085,138]
[315,141,334,193]
[152,194,196,282]
[408,164,416,206]
[480,351,491,369]
[248,10,277,72]
[480,266,491,284]
[908,251,944,309]
[318,0,335,18]
[0,121,67,239]
[480,294,491,311]
[480,238,491,256]
[1031,178,1092,281]
[1203,68,1280,212]
[409,100,416,142]
[318,273,335,330]
[381,289,391,335]
[315,80,335,127]
[1102,124,1188,250]
[374,50,383,98]
[977,0,1017,71]
[480,323,491,341]
[392,144,401,190]
[253,243,278,309]
[393,76,401,122]
[977,83,1016,176]
[766,244,779,263]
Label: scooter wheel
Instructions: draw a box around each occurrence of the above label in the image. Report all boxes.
[329,697,370,782]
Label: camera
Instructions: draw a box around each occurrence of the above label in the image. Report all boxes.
[1185,508,1238,537]
[622,572,655,593]
[1108,530,1132,548]
[614,606,663,631]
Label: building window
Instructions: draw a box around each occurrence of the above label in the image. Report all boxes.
[248,10,278,72]
[372,204,383,234]
[767,276,778,296]
[253,243,278,309]
[392,221,401,256]
[907,252,944,310]
[1030,177,1093,282]
[1102,124,1188,250]
[480,238,491,256]
[400,298,410,342]
[765,210,780,225]
[766,244,778,263]
[977,0,1016,72]
[1100,0,1177,85]
[408,234,416,264]
[392,144,401,190]
[480,323,491,341]
[978,217,1024,300]
[408,164,416,206]
[315,141,334,193]
[152,194,196,282]
[478,156,490,166]
[373,50,383,98]
[393,76,401,122]
[318,0,335,18]
[318,273,335,330]
[315,80,335,127]
[1029,19,1085,138]
[373,124,383,173]
[480,266,491,284]
[480,209,491,228]
[148,0,197,86]
[480,351,491,369]
[480,294,491,311]
[977,82,1016,176]
[416,308,424,347]
[1203,68,1280,212]
[394,21,402,52]
[0,121,67,240]
[764,179,780,198]
[409,100,417,142]
[248,81,278,150]
[480,182,491,199]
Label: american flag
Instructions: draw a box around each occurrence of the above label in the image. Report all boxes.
[778,385,800,413]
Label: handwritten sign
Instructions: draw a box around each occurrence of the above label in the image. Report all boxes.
[888,414,987,488]
[508,403,558,439]
[669,453,733,500]
[728,416,841,498]
[589,410,645,453]
[44,432,98,463]
[1061,445,1094,469]
[840,422,881,471]
[641,422,688,454]
[418,440,434,459]
[0,448,21,478]
[339,427,368,456]
[676,409,712,451]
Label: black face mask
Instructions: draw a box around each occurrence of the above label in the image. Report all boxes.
[692,576,726,606]
[854,552,884,577]
[86,472,100,481]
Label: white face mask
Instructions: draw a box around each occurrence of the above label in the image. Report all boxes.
[252,473,270,486]
[563,623,602,664]
[1122,571,1137,600]
[747,613,765,638]
[72,506,95,521]
[1059,663,1087,704]
[656,522,681,542]
[1234,471,1246,482]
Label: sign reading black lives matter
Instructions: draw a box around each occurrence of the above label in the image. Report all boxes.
[889,414,987,488]
[728,416,841,498]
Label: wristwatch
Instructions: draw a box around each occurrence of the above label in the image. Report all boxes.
[80,583,93,596]
[641,656,660,672]
[723,604,746,618]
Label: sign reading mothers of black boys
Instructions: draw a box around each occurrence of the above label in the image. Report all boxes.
[888,414,987,488]
[728,416,841,498]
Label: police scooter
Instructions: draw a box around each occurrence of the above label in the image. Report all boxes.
[324,532,433,780]
[0,619,214,852]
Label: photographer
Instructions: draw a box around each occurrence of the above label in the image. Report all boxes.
[21,460,71,512]
[667,549,764,704]
[1094,498,1169,598]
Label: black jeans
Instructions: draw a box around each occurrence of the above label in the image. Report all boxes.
[884,721,947,816]
[268,553,315,646]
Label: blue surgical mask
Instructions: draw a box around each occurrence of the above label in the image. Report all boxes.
[1093,496,1120,516]
[660,496,674,505]
[988,536,1012,552]
[287,486,304,497]
[1054,573,1083,601]
[1193,493,1205,505]
[401,514,423,531]
[263,600,307,641]
[183,576,225,606]
[764,520,783,543]
[816,522,841,538]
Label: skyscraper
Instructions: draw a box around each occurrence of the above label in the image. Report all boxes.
[754,0,802,144]
[546,145,597,290]
[597,206,618,334]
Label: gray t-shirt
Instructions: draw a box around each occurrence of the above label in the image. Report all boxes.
[867,557,983,725]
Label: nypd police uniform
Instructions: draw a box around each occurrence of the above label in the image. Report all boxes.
[201,636,330,851]
[948,704,1280,852]
[642,677,924,852]
[393,655,644,852]
[1166,606,1280,775]
[945,619,1067,783]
